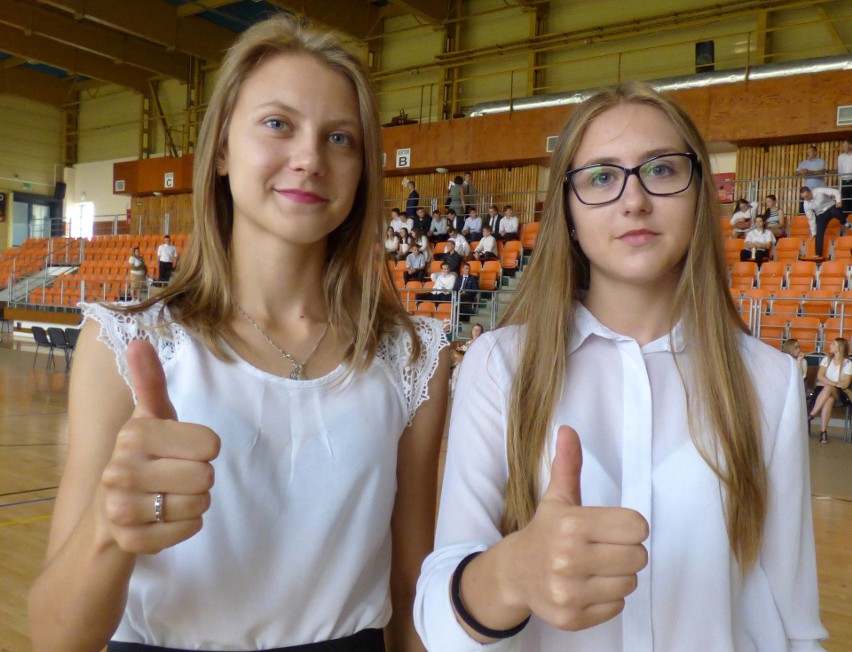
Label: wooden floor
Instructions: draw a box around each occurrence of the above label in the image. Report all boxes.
[2,335,851,651]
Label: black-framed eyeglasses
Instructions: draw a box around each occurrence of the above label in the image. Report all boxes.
[564,152,700,206]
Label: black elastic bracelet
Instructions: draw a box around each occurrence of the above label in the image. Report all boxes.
[450,551,531,639]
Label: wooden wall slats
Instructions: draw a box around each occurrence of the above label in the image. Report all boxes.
[736,140,845,216]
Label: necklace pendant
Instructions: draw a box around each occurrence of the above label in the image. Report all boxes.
[289,365,305,381]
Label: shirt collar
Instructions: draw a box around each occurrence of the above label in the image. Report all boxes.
[569,302,686,355]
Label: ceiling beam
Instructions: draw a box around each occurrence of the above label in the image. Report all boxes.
[1,1,191,81]
[263,1,378,40]
[392,0,448,25]
[36,0,236,62]
[0,65,73,105]
[0,24,151,93]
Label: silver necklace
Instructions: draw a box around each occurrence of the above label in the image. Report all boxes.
[237,306,329,380]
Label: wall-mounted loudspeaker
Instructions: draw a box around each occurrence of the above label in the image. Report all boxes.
[54,181,67,200]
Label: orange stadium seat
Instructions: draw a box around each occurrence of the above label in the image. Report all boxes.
[788,316,821,354]
[787,261,817,291]
[757,261,785,290]
[730,261,757,291]
[774,237,803,264]
[801,289,836,321]
[817,260,847,291]
[770,289,803,318]
[832,235,852,261]
[788,215,811,238]
[757,314,787,349]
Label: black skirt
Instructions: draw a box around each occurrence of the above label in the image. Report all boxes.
[108,629,385,652]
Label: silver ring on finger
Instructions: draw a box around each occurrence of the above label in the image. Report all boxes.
[153,492,165,523]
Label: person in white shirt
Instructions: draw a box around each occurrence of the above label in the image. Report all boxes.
[156,234,179,284]
[498,207,519,241]
[428,210,449,243]
[472,225,499,262]
[29,17,450,652]
[729,197,755,237]
[808,337,852,444]
[800,185,844,257]
[389,207,413,234]
[426,262,457,303]
[462,208,483,241]
[415,81,825,652]
[448,228,470,257]
[838,138,852,216]
[739,216,775,267]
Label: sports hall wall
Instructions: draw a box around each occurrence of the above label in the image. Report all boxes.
[0,0,849,248]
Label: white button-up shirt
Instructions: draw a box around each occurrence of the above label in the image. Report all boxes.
[416,304,826,652]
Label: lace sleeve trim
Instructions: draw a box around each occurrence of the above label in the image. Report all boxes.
[377,316,448,427]
[79,301,190,402]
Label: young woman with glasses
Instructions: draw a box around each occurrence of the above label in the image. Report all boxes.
[415,81,825,651]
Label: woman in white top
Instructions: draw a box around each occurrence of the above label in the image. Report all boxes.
[412,228,432,263]
[396,227,411,262]
[415,81,825,651]
[740,215,776,268]
[808,337,852,444]
[29,17,449,652]
[730,198,755,237]
[385,226,400,260]
[782,337,808,386]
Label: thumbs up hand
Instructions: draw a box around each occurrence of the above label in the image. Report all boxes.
[504,426,649,632]
[98,339,220,555]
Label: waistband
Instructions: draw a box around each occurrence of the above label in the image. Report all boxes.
[108,628,385,652]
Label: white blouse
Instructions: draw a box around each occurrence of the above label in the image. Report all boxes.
[743,229,776,250]
[415,304,826,652]
[82,302,447,650]
[819,356,852,383]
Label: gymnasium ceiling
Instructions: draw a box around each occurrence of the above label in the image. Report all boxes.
[0,0,850,107]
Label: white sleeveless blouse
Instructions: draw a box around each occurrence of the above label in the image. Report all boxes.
[81,302,447,650]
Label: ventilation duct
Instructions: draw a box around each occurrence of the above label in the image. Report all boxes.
[468,56,852,117]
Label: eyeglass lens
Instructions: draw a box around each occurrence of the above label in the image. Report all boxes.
[570,154,694,205]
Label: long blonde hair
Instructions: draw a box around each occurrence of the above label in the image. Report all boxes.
[500,81,767,568]
[128,15,415,367]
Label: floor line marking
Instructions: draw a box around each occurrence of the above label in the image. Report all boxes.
[0,514,53,527]
[0,496,56,509]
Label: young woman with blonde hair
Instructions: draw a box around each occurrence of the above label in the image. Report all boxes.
[29,16,449,652]
[809,337,851,444]
[415,81,825,651]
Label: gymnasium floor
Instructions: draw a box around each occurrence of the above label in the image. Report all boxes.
[1,334,850,651]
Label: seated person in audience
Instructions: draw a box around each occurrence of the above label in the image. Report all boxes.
[782,338,808,392]
[395,228,411,262]
[384,226,400,260]
[761,194,786,238]
[447,208,465,233]
[462,208,483,242]
[499,206,520,241]
[388,207,409,233]
[472,225,499,262]
[427,262,457,303]
[453,262,480,317]
[411,228,432,263]
[414,207,431,235]
[740,216,775,267]
[403,243,426,283]
[448,227,470,258]
[809,337,852,444]
[730,198,755,238]
[801,186,845,258]
[434,239,464,275]
[428,210,449,243]
[485,205,502,235]
[457,323,485,353]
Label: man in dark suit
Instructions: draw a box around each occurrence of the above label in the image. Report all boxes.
[454,263,480,318]
[447,209,465,233]
[485,205,502,236]
[438,240,464,275]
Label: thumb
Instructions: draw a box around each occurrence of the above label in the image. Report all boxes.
[543,426,582,506]
[127,339,177,421]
